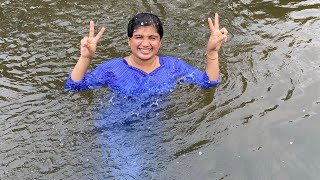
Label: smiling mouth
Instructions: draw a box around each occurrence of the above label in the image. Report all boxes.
[139,48,152,53]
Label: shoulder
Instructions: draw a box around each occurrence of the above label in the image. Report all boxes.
[159,56,185,65]
[159,56,180,61]
[100,57,124,66]
[97,58,125,69]
[159,56,191,68]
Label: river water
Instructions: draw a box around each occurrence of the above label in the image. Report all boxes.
[1,0,320,179]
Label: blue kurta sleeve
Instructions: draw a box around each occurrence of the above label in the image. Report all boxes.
[64,61,115,92]
[171,57,221,88]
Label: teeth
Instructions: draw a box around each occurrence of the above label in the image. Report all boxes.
[140,48,151,53]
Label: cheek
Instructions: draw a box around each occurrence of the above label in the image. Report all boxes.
[154,41,161,48]
[128,41,136,49]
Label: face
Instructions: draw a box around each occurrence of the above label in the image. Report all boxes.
[128,25,161,61]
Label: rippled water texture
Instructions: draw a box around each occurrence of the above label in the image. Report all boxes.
[1,0,320,179]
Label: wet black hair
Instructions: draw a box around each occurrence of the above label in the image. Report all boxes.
[127,13,163,39]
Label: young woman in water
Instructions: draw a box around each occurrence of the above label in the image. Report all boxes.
[64,13,228,178]
[65,13,228,95]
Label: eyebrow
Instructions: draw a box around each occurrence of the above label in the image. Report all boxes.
[133,34,159,37]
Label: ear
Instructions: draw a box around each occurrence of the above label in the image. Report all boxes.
[128,38,131,47]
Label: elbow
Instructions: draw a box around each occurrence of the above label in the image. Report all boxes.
[64,84,74,92]
[64,83,81,92]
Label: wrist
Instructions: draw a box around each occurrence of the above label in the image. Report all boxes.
[206,50,218,55]
[80,55,93,62]
[207,55,218,61]
[206,51,218,61]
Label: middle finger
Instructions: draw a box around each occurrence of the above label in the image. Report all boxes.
[214,13,219,30]
[89,21,95,38]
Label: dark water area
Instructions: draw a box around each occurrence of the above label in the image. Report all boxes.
[1,0,320,179]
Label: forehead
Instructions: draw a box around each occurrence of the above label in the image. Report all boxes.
[133,25,159,36]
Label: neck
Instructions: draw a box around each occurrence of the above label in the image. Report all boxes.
[128,55,159,73]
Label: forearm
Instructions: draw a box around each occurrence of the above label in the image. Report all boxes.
[205,51,220,81]
[71,56,92,81]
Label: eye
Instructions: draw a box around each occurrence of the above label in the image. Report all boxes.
[150,36,157,40]
[134,35,142,39]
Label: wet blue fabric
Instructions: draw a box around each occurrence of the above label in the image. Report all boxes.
[64,56,221,178]
[64,56,220,96]
[93,94,169,179]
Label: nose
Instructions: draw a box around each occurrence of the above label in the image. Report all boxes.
[141,38,150,46]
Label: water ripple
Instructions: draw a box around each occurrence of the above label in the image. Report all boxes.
[1,0,320,179]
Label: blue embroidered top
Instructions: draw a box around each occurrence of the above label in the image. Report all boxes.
[64,56,220,95]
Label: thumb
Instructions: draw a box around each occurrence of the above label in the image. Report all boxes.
[217,34,227,43]
[81,37,88,47]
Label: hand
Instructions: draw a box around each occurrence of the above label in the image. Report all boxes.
[206,13,228,53]
[80,21,105,60]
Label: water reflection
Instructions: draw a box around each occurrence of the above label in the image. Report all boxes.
[1,0,320,179]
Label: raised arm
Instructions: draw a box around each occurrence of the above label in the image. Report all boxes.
[71,21,105,81]
[205,13,228,81]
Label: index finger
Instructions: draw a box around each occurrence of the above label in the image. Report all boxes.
[95,27,105,42]
[89,21,94,38]
[214,13,219,30]
[208,17,215,32]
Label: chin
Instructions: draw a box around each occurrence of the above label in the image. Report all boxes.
[137,54,155,61]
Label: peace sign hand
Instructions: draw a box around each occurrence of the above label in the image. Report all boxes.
[80,21,105,61]
[206,13,228,53]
